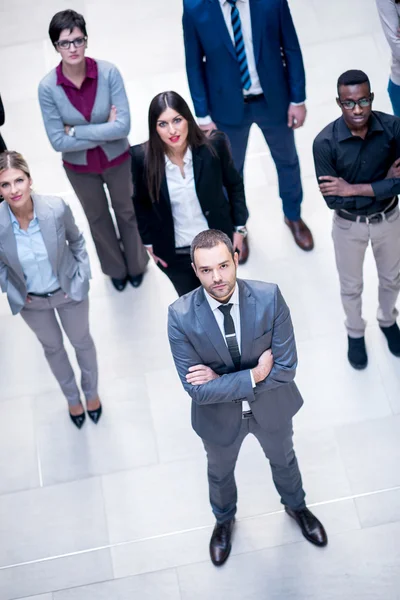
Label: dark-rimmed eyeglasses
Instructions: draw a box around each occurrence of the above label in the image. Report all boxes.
[338,95,373,110]
[55,36,87,50]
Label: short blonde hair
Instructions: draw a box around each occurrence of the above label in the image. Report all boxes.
[0,151,31,179]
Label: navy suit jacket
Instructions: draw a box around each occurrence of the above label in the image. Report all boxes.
[183,0,306,125]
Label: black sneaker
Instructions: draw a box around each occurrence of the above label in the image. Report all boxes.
[347,336,368,369]
[380,323,400,357]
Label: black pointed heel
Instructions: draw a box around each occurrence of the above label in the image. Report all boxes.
[87,403,102,424]
[69,410,86,429]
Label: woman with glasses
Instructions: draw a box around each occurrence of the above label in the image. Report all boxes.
[0,151,102,428]
[131,91,249,297]
[38,10,148,292]
[376,0,400,116]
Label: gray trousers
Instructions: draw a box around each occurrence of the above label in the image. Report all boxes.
[65,159,149,279]
[332,207,400,338]
[202,414,306,524]
[20,291,98,407]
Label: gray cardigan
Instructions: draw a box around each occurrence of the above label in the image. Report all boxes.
[376,0,400,85]
[38,59,130,165]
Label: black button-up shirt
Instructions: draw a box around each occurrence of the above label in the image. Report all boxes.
[313,111,400,214]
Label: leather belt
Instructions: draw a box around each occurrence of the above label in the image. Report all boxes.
[336,197,398,224]
[175,246,191,256]
[242,410,253,419]
[243,93,264,104]
[28,288,61,298]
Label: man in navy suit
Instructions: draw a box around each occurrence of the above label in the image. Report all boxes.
[182,0,314,251]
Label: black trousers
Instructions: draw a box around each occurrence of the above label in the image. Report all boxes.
[157,251,200,297]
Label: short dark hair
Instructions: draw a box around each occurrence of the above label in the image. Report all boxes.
[190,230,234,264]
[49,9,87,46]
[337,70,370,96]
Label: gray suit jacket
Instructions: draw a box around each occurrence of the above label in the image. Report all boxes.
[168,279,304,446]
[0,194,91,315]
[38,60,130,165]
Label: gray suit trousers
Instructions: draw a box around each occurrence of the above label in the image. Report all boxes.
[203,414,305,523]
[20,290,98,406]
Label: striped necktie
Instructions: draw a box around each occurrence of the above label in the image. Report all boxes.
[218,303,241,370]
[226,0,252,91]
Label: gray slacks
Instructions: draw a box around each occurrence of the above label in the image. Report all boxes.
[20,291,98,407]
[202,414,306,524]
[332,207,400,338]
[65,159,149,279]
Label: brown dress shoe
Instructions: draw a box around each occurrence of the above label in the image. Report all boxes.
[238,237,249,265]
[209,518,235,566]
[284,217,314,251]
[285,507,328,547]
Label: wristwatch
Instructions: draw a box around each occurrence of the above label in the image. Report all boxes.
[67,126,75,137]
[236,226,248,238]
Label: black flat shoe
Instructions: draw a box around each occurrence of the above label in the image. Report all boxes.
[380,323,400,356]
[209,518,235,566]
[69,410,86,429]
[111,277,127,291]
[128,273,144,288]
[87,403,102,424]
[347,335,368,369]
[285,506,328,547]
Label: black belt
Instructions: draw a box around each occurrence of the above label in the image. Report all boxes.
[28,287,61,298]
[175,246,191,256]
[243,93,264,104]
[336,198,398,224]
[242,410,253,419]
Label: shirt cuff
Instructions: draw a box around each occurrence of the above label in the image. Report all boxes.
[234,225,246,231]
[197,115,213,126]
[290,101,305,106]
[144,244,153,249]
[250,370,256,388]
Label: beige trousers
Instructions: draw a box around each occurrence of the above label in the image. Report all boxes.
[332,207,400,338]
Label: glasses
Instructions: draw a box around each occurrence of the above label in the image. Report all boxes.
[338,95,373,110]
[56,36,87,50]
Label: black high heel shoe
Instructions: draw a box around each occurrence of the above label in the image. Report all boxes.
[69,410,86,429]
[87,403,102,424]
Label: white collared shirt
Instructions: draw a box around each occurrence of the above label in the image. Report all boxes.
[165,147,209,248]
[205,284,252,411]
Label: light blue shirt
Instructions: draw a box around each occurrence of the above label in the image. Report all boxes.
[8,205,60,294]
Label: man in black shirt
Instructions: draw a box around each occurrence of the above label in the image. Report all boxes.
[313,69,400,369]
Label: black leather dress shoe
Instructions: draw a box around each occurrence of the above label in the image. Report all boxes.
[69,409,86,429]
[285,507,328,547]
[111,277,127,291]
[87,403,102,424]
[128,273,144,288]
[380,323,400,357]
[347,335,368,369]
[209,518,235,566]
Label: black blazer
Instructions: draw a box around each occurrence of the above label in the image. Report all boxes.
[130,133,249,261]
[0,95,6,153]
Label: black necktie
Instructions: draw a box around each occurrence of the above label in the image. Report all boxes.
[218,303,241,369]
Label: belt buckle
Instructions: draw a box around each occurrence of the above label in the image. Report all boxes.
[367,213,383,224]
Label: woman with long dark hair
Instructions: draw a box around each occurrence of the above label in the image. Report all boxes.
[130,91,249,296]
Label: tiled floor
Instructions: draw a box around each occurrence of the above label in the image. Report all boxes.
[1,0,400,598]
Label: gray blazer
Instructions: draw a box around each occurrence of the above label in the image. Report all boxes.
[0,194,91,315]
[168,279,304,446]
[38,60,130,166]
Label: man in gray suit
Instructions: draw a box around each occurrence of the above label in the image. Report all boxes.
[168,229,327,566]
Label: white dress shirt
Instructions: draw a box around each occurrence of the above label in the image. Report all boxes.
[165,148,209,248]
[205,284,253,411]
[198,0,303,126]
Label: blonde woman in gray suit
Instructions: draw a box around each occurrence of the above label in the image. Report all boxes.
[0,151,101,428]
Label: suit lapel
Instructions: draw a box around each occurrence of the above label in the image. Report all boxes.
[32,195,58,276]
[249,0,263,65]
[208,0,237,60]
[238,279,256,366]
[195,288,235,369]
[0,206,25,283]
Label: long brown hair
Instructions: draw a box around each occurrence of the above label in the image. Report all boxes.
[144,91,211,203]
